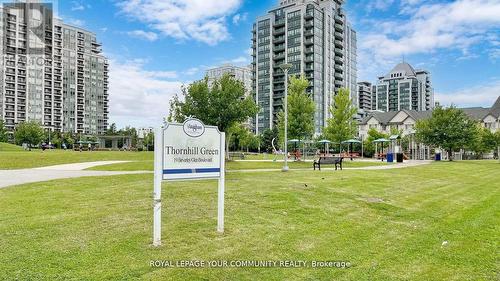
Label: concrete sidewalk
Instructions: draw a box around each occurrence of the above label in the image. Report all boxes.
[227,160,432,173]
[0,160,432,189]
[0,161,150,189]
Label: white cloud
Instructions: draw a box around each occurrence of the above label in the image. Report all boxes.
[489,48,500,60]
[127,30,159,41]
[366,0,395,11]
[117,0,242,45]
[184,67,200,76]
[71,1,91,11]
[358,0,500,81]
[223,56,249,65]
[435,79,500,108]
[108,59,185,127]
[232,13,247,25]
[65,18,85,27]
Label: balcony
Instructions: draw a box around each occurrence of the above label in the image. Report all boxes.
[304,11,314,20]
[304,38,314,46]
[304,30,314,37]
[273,77,285,84]
[304,47,314,54]
[273,28,285,35]
[274,45,285,52]
[334,15,344,24]
[334,23,344,32]
[334,40,343,48]
[273,36,285,44]
[334,31,343,40]
[273,53,285,61]
[273,85,285,91]
[304,56,314,63]
[274,18,285,27]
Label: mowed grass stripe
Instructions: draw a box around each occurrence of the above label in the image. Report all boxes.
[0,162,498,280]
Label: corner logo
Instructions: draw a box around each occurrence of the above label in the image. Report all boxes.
[183,119,205,138]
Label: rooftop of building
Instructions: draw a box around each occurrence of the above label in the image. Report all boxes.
[384,62,417,79]
[360,97,500,125]
[206,64,251,72]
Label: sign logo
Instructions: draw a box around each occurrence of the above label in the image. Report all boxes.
[183,119,205,137]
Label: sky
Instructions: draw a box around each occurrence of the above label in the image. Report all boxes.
[56,0,500,128]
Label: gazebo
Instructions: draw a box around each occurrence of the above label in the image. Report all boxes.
[341,139,362,159]
[373,138,390,161]
[318,139,331,155]
[97,135,133,150]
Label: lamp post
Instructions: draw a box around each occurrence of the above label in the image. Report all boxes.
[279,63,292,172]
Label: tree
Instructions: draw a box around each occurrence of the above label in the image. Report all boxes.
[467,126,493,159]
[106,123,118,135]
[415,106,477,161]
[14,121,45,149]
[276,75,315,146]
[260,128,278,153]
[0,120,8,143]
[475,128,500,161]
[363,128,389,158]
[143,132,155,151]
[169,74,259,158]
[324,88,358,145]
[118,126,138,148]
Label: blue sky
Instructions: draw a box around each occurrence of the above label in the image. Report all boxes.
[58,0,500,128]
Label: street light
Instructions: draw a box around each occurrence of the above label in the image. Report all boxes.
[279,63,292,172]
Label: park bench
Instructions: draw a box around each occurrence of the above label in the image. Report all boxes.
[229,152,245,160]
[313,157,343,171]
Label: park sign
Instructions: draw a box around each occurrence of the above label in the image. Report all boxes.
[162,119,222,180]
[153,118,226,246]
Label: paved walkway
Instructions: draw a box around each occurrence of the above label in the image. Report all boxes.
[228,160,432,173]
[0,160,432,189]
[0,161,149,189]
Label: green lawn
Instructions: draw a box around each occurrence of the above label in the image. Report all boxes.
[0,150,386,171]
[87,159,388,171]
[0,150,153,169]
[0,161,498,280]
[0,142,23,152]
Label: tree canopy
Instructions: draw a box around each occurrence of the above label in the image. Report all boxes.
[14,121,45,147]
[324,88,358,144]
[277,74,315,144]
[260,128,278,153]
[0,120,8,143]
[168,74,258,134]
[415,106,477,160]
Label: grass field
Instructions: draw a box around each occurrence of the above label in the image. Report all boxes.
[0,142,24,152]
[0,161,498,280]
[87,159,388,171]
[0,150,153,169]
[0,149,387,170]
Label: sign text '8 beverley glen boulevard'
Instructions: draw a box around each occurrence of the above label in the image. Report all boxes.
[153,119,225,246]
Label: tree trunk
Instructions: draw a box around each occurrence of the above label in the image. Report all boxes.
[225,133,231,161]
[448,149,453,161]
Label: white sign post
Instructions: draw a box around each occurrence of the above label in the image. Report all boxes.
[153,118,225,247]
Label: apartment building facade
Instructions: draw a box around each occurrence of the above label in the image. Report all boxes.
[206,64,252,95]
[358,96,500,139]
[252,0,357,135]
[357,81,372,111]
[374,62,434,112]
[0,2,109,135]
